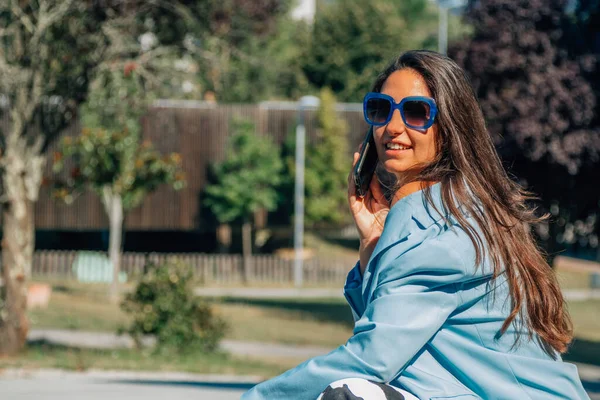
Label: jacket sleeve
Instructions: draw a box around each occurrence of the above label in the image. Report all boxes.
[241,238,467,400]
[343,261,364,321]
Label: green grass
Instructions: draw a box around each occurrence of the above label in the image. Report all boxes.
[28,290,130,332]
[0,341,291,378]
[30,282,600,343]
[215,297,352,347]
[566,300,600,342]
[304,232,359,260]
[28,289,354,348]
[30,283,600,347]
[25,277,600,374]
[555,268,594,290]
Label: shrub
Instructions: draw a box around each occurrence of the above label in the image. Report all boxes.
[120,261,227,354]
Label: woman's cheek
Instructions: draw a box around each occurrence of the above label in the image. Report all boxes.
[374,131,386,158]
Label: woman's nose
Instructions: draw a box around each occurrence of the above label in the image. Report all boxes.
[385,109,406,136]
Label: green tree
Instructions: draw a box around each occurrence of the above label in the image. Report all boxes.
[53,62,186,302]
[200,15,311,102]
[0,0,90,356]
[0,0,195,356]
[274,125,298,226]
[204,119,283,281]
[303,0,437,102]
[262,17,312,100]
[151,0,303,102]
[53,126,185,302]
[52,14,191,302]
[277,89,351,230]
[304,88,351,226]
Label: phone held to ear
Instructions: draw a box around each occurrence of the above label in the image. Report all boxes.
[353,126,378,198]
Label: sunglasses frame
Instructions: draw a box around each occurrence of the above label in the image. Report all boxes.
[363,92,438,130]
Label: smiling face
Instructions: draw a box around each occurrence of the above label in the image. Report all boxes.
[374,68,438,181]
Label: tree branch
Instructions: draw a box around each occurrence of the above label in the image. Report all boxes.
[0,23,17,39]
[0,55,24,90]
[10,0,35,34]
[30,0,76,49]
[23,69,44,123]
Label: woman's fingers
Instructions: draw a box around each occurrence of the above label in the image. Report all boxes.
[348,152,360,202]
[352,151,360,168]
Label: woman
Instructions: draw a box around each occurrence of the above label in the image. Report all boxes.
[241,50,589,400]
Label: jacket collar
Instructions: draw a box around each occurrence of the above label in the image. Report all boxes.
[406,181,449,229]
[385,181,447,234]
[362,182,449,284]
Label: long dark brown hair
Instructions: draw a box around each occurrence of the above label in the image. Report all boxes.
[372,50,572,354]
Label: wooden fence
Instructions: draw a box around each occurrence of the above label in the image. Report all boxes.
[15,101,368,231]
[30,250,355,286]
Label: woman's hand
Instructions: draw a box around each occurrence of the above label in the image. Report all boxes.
[348,150,390,273]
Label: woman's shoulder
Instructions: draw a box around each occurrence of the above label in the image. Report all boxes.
[376,213,489,281]
[383,182,472,234]
[381,183,472,247]
[372,182,496,277]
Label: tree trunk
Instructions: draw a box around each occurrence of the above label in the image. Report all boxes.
[0,135,44,355]
[103,187,123,303]
[0,200,34,355]
[241,221,252,284]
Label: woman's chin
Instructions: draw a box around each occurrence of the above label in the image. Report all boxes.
[381,160,410,176]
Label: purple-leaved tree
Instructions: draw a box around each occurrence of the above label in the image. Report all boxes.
[451,0,600,262]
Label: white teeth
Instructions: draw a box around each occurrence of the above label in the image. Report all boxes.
[386,143,411,150]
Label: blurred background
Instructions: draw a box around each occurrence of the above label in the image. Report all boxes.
[0,0,598,399]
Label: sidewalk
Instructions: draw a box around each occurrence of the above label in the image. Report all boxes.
[28,328,332,359]
[194,286,345,299]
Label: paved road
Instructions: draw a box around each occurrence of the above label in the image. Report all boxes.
[2,366,599,400]
[0,369,254,400]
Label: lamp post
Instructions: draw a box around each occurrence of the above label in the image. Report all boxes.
[437,0,467,55]
[294,95,320,288]
[438,6,448,55]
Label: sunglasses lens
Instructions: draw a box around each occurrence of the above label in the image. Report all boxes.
[403,101,431,128]
[366,98,391,124]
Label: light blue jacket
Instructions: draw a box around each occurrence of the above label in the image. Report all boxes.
[242,183,589,400]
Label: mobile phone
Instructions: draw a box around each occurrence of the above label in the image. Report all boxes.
[353,126,378,198]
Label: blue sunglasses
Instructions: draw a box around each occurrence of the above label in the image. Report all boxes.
[363,92,438,130]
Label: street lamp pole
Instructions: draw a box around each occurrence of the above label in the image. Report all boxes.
[294,95,320,288]
[438,6,448,55]
[437,0,467,56]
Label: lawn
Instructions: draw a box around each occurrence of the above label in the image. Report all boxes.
[28,289,354,348]
[566,300,600,342]
[21,286,352,376]
[216,298,352,347]
[20,271,600,375]
[555,268,595,290]
[28,271,599,347]
[28,288,131,332]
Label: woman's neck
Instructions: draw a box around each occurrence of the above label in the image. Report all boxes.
[391,180,437,207]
